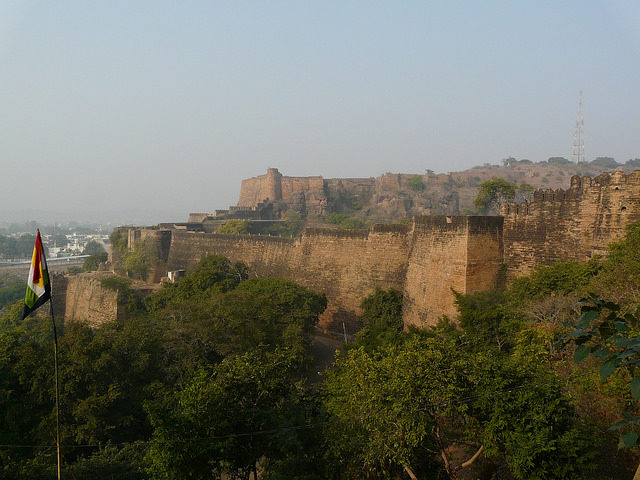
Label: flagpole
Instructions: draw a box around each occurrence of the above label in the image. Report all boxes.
[49,298,62,480]
[24,230,62,479]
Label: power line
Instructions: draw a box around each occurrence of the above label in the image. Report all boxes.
[0,369,606,450]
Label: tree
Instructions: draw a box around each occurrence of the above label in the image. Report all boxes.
[325,213,349,225]
[591,157,619,168]
[324,335,478,479]
[217,220,249,235]
[82,252,108,272]
[547,156,571,165]
[455,289,520,353]
[82,240,106,255]
[355,288,404,352]
[263,210,305,238]
[517,182,535,203]
[122,240,159,280]
[144,255,248,312]
[325,213,366,230]
[146,347,312,480]
[210,278,326,360]
[473,178,516,214]
[406,175,425,192]
[567,297,640,449]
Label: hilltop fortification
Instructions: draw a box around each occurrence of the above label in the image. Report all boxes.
[209,168,459,221]
[90,170,640,331]
[212,163,640,223]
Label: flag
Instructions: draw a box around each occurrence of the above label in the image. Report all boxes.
[22,230,51,319]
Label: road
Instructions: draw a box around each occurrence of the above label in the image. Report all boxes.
[0,257,86,278]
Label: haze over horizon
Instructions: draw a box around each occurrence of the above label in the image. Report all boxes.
[1,1,639,225]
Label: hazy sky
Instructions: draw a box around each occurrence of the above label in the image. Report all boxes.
[1,1,639,224]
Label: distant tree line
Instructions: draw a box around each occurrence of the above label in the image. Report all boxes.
[0,234,36,259]
[502,156,640,168]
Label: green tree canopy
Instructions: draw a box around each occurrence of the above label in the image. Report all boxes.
[146,347,312,480]
[82,240,106,255]
[355,288,404,352]
[216,220,249,235]
[473,178,516,214]
[406,175,425,192]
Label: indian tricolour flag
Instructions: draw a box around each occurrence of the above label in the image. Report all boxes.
[22,230,52,319]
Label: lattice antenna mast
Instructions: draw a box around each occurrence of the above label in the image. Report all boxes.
[572,90,585,163]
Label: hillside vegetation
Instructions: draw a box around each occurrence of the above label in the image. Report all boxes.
[322,157,640,222]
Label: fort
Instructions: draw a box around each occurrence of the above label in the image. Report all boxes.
[61,169,640,330]
[188,167,459,225]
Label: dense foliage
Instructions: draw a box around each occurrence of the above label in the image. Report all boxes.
[325,213,366,230]
[473,178,516,214]
[82,252,108,272]
[216,220,250,235]
[5,223,640,478]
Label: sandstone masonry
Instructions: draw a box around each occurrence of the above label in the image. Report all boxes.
[96,170,640,330]
[126,216,503,331]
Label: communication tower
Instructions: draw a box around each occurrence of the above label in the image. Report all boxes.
[572,90,585,163]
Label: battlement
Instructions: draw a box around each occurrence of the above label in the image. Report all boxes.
[502,170,640,278]
[503,171,640,217]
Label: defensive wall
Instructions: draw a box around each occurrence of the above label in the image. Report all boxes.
[236,168,434,216]
[54,274,119,326]
[85,170,640,330]
[127,216,504,331]
[237,169,435,209]
[502,170,640,278]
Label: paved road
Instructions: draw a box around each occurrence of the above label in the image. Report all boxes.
[309,333,345,385]
[0,257,86,278]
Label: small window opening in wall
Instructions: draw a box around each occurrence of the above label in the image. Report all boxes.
[446,216,452,223]
[621,206,627,211]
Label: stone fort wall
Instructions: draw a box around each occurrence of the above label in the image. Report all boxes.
[133,216,504,331]
[502,171,640,278]
[61,274,120,326]
[236,168,430,216]
[101,170,640,330]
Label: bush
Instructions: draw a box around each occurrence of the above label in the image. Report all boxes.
[100,275,133,292]
[82,253,108,272]
[406,175,425,192]
[82,240,106,256]
[591,157,619,168]
[326,213,350,225]
[216,220,249,235]
[122,241,158,280]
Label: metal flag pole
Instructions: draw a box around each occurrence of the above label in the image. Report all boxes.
[48,297,62,480]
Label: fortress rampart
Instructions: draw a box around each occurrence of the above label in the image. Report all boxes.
[235,168,442,217]
[237,169,436,207]
[61,274,120,326]
[102,170,640,330]
[130,216,503,331]
[502,171,640,277]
